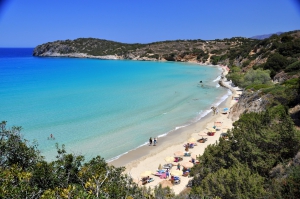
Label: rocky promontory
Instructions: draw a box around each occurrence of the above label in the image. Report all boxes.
[33,37,260,65]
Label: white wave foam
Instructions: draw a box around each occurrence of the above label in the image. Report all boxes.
[175,125,188,130]
[213,89,232,107]
[106,141,149,163]
[193,109,212,122]
[213,76,221,82]
[106,151,129,162]
[106,133,168,163]
[107,90,233,163]
[158,133,167,138]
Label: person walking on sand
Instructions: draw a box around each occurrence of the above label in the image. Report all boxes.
[153,137,157,146]
[166,169,169,178]
[177,163,181,170]
[149,137,152,146]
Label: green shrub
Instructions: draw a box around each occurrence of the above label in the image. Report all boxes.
[283,78,299,87]
[263,53,288,77]
[242,60,251,67]
[242,69,272,88]
[245,83,272,90]
[284,61,300,73]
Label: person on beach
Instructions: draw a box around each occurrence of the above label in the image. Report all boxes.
[192,158,195,164]
[185,143,189,152]
[166,169,169,178]
[149,137,152,145]
[153,137,157,146]
[177,163,181,170]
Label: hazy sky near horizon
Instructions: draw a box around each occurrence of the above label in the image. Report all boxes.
[0,0,299,47]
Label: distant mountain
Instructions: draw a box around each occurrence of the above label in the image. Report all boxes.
[250,32,283,40]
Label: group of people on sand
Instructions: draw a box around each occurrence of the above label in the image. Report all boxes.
[149,137,158,146]
[211,106,219,116]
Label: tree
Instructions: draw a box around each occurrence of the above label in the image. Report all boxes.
[0,121,41,170]
[192,164,267,199]
[263,53,288,77]
[242,69,271,88]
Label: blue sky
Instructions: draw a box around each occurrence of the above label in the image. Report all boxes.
[0,0,299,47]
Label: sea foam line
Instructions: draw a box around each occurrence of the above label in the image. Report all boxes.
[213,75,221,82]
[107,89,232,163]
[107,78,232,163]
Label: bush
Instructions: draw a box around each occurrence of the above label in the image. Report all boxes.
[242,69,272,88]
[242,60,251,67]
[284,61,300,73]
[245,83,272,90]
[263,53,288,77]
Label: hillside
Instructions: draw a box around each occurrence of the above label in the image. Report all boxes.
[33,36,258,64]
[2,29,298,198]
[33,30,300,74]
[33,30,300,125]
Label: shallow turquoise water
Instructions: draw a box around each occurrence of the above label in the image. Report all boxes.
[0,48,229,161]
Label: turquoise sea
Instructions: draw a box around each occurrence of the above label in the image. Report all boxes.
[0,48,230,161]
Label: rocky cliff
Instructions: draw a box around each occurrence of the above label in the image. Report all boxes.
[229,90,272,121]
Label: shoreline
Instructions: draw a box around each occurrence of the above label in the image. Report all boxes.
[108,88,231,167]
[109,66,241,194]
[108,65,228,166]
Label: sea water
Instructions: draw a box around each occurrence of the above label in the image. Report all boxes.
[0,48,230,161]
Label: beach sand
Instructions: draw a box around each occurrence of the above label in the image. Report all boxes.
[110,68,242,195]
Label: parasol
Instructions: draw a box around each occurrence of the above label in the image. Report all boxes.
[140,170,152,177]
[159,180,173,188]
[188,137,197,143]
[181,162,194,169]
[191,154,198,159]
[171,170,182,176]
[165,156,174,163]
[207,128,216,133]
[174,151,184,157]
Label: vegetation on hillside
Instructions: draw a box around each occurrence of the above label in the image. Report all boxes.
[189,105,300,198]
[4,30,298,198]
[0,121,176,198]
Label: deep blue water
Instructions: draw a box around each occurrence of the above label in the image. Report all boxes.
[0,48,229,161]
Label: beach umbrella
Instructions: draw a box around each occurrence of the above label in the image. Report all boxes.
[174,151,184,157]
[171,170,182,176]
[140,170,152,177]
[165,156,174,163]
[207,128,216,133]
[191,154,198,159]
[223,108,229,112]
[182,162,194,169]
[214,122,222,127]
[188,137,197,143]
[159,180,173,188]
[222,128,229,133]
[158,164,162,170]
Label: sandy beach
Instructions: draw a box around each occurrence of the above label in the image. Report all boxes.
[110,67,242,195]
